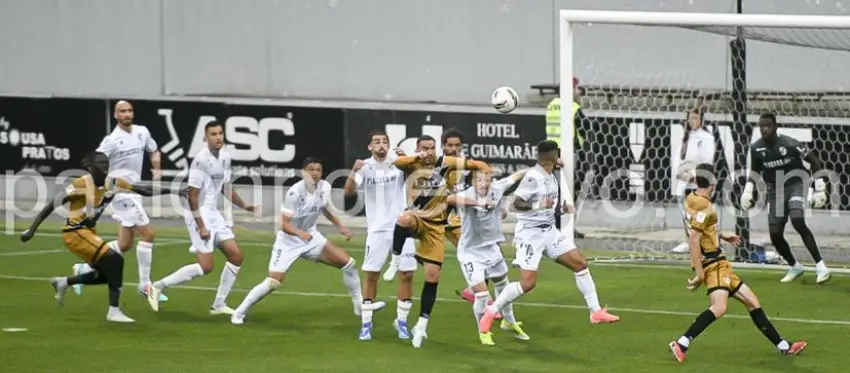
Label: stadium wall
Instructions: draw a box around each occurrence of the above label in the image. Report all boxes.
[1,1,849,104]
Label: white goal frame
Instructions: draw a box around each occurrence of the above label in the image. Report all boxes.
[558,10,850,273]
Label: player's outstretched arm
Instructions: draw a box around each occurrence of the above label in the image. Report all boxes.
[504,168,531,184]
[393,154,422,171]
[113,177,180,197]
[20,188,73,242]
[447,193,489,208]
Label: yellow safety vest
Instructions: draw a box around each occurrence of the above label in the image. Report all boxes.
[545,98,584,147]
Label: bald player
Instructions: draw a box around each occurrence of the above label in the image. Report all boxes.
[70,100,168,302]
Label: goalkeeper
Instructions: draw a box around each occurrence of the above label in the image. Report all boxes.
[739,113,830,284]
[545,76,589,238]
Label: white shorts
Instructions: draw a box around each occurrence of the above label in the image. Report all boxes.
[183,209,235,254]
[268,231,328,273]
[362,231,417,272]
[457,245,509,288]
[111,194,151,227]
[512,225,576,271]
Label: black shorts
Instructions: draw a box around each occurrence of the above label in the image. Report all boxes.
[767,181,806,225]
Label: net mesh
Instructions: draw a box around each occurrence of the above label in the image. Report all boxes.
[565,22,850,267]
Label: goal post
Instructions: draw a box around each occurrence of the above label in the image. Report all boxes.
[557,9,850,270]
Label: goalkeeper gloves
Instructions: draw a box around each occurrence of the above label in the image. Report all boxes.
[809,179,827,209]
[740,182,755,210]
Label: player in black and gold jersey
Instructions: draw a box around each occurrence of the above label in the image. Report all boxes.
[668,163,807,363]
[391,134,490,348]
[20,152,179,323]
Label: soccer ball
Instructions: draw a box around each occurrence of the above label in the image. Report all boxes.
[491,86,519,114]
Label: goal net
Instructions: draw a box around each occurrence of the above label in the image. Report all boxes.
[558,10,850,270]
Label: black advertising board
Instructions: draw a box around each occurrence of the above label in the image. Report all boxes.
[117,99,346,186]
[343,109,546,175]
[0,97,107,176]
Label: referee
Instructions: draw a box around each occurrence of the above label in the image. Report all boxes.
[545,76,588,238]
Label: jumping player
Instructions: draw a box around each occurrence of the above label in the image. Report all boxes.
[448,168,530,346]
[669,163,807,362]
[382,128,468,281]
[146,120,258,314]
[344,131,417,340]
[391,135,490,348]
[20,152,178,323]
[478,140,619,336]
[232,158,366,325]
[740,113,831,283]
[71,100,167,302]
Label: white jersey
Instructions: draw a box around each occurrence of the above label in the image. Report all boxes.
[186,147,232,210]
[513,164,558,228]
[354,156,407,233]
[681,128,715,191]
[279,179,332,247]
[96,124,157,184]
[457,177,514,253]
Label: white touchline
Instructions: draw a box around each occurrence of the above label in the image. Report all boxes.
[0,274,848,326]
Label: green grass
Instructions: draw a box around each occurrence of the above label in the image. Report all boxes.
[0,220,848,372]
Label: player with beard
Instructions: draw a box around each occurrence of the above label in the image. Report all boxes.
[70,100,168,302]
[344,131,417,340]
[391,135,490,348]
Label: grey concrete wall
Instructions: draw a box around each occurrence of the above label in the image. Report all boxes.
[2,0,849,103]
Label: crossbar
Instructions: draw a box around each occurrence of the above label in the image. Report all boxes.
[559,9,850,29]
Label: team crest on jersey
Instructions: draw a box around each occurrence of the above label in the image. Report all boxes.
[779,147,786,156]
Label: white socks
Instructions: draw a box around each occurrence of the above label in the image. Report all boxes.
[397,299,412,323]
[154,263,205,290]
[473,291,490,323]
[136,241,153,285]
[342,259,363,306]
[575,268,602,313]
[235,277,279,316]
[490,282,524,312]
[816,261,828,271]
[492,278,517,323]
[214,262,241,308]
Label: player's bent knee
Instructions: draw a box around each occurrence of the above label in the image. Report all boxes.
[768,224,785,236]
[264,277,282,291]
[137,225,156,242]
[268,272,285,282]
[342,258,357,271]
[397,271,413,282]
[789,217,810,232]
[397,213,415,228]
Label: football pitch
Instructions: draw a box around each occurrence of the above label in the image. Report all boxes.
[1,221,848,373]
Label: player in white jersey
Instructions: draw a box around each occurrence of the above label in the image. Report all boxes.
[71,100,168,301]
[145,121,258,315]
[448,168,530,346]
[344,131,418,341]
[478,140,620,335]
[231,157,366,325]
